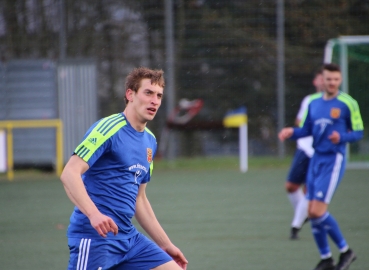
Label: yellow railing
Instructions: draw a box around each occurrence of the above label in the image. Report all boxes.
[0,119,63,181]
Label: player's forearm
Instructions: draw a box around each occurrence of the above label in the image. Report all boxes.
[135,198,172,248]
[291,127,310,140]
[340,130,364,143]
[60,170,100,218]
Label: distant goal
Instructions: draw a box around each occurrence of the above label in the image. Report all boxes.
[324,36,369,169]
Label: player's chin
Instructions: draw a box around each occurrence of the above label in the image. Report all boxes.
[145,112,156,121]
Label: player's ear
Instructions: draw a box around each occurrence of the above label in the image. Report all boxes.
[126,89,133,102]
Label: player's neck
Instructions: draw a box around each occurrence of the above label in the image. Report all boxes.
[323,90,339,100]
[123,109,147,132]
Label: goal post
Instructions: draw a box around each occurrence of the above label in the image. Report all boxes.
[0,130,6,173]
[0,119,63,181]
[324,36,369,169]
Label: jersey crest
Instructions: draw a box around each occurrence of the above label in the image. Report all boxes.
[147,148,153,163]
[330,108,341,119]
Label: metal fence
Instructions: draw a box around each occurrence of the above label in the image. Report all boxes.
[0,59,98,167]
[57,59,98,163]
[0,1,368,158]
[0,60,57,166]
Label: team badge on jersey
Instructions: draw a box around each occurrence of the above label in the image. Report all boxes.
[330,108,341,119]
[147,148,153,163]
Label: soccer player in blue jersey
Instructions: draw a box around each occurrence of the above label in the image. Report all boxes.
[60,67,188,270]
[278,63,363,270]
[286,69,324,240]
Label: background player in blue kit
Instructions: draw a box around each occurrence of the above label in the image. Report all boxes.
[278,63,364,270]
[60,67,188,270]
[286,69,324,240]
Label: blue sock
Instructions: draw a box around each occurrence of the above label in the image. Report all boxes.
[322,212,348,251]
[310,213,331,258]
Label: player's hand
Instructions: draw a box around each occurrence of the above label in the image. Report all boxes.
[278,127,294,142]
[89,212,119,237]
[328,131,340,144]
[164,244,188,270]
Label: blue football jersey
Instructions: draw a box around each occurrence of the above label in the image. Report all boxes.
[292,92,364,155]
[67,113,157,240]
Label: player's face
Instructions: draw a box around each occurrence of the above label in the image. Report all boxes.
[313,74,324,92]
[323,70,341,97]
[128,78,163,122]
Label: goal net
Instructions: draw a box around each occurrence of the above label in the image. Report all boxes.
[324,36,369,169]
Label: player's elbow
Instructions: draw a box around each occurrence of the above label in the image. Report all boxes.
[357,130,364,140]
[60,167,72,185]
[60,162,79,185]
[60,155,89,184]
[349,130,364,142]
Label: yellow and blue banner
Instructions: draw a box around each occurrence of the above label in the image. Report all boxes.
[223,106,247,128]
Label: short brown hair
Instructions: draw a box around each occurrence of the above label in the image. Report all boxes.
[124,67,165,104]
[323,63,341,72]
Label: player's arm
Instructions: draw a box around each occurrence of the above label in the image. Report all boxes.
[135,183,188,269]
[278,127,294,142]
[280,97,313,142]
[340,101,364,143]
[279,122,311,142]
[340,130,364,143]
[328,130,363,144]
[279,117,311,142]
[329,100,364,144]
[60,155,118,237]
[291,106,313,139]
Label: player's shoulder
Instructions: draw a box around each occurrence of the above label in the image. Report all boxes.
[337,92,358,103]
[309,92,323,101]
[306,92,323,107]
[337,92,360,110]
[100,113,126,122]
[300,95,311,104]
[89,113,127,137]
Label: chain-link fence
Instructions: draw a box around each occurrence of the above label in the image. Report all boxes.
[0,0,368,158]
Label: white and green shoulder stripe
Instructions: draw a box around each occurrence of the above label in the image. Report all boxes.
[75,113,127,161]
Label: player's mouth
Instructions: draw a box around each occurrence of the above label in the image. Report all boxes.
[147,107,157,115]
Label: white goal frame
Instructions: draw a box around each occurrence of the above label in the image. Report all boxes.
[324,36,369,169]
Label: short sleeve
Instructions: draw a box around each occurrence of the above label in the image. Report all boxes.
[74,113,127,167]
[74,127,111,168]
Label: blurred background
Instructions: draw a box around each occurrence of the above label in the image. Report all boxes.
[0,0,368,170]
[0,2,369,269]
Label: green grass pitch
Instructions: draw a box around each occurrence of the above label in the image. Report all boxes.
[0,157,368,269]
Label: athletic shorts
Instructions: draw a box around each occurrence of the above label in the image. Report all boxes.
[306,152,346,204]
[286,149,311,185]
[67,233,172,270]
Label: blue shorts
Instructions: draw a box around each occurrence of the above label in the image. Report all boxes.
[287,149,311,185]
[67,233,172,270]
[306,152,346,204]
